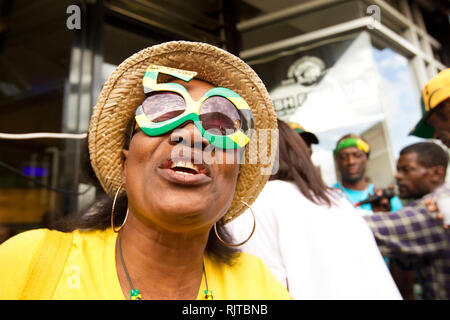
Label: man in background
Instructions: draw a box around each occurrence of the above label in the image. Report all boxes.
[332,133,403,215]
[410,68,450,147]
[365,69,450,300]
[365,142,449,299]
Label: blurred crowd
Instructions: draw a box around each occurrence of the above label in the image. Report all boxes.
[229,68,450,300]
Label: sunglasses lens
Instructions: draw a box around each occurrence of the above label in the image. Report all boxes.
[199,96,241,135]
[142,92,186,123]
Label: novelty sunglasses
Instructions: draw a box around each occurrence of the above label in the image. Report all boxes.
[134,65,254,149]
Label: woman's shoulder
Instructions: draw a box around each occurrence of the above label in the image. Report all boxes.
[0,228,110,250]
[0,228,49,256]
[232,251,269,269]
[257,180,310,207]
[235,253,291,299]
[260,180,348,212]
[0,228,111,272]
[0,228,113,299]
[262,179,299,194]
[263,180,344,205]
[0,228,89,272]
[0,229,51,299]
[209,252,291,300]
[70,228,114,242]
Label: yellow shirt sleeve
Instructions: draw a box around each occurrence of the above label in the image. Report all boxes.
[235,253,292,300]
[203,252,292,300]
[0,229,48,299]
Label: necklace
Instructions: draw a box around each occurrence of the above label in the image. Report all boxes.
[203,261,214,300]
[118,236,213,300]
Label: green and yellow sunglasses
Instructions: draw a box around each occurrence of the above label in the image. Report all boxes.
[134,64,254,149]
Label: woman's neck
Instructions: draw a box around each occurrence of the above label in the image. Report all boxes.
[115,211,209,300]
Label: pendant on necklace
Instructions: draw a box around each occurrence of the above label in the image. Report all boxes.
[204,289,213,300]
[130,289,142,300]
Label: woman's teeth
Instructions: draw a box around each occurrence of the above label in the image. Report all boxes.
[170,160,199,175]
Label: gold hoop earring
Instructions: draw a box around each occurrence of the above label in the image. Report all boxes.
[214,200,256,247]
[111,184,129,233]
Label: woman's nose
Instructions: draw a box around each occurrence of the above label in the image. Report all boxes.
[169,122,209,150]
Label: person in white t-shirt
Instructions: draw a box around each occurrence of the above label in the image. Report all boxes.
[227,119,401,300]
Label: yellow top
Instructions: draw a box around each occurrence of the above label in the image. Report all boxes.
[0,228,291,300]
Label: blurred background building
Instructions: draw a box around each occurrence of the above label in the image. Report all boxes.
[0,0,448,237]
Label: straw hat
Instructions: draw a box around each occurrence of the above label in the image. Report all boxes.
[88,41,277,223]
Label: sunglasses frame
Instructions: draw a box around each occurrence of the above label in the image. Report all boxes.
[134,65,254,149]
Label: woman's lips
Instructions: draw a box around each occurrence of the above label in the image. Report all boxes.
[157,158,212,186]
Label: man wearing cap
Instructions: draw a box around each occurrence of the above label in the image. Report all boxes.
[287,122,319,157]
[332,134,403,215]
[410,68,450,147]
[363,69,450,300]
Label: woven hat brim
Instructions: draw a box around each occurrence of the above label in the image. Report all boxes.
[89,41,278,224]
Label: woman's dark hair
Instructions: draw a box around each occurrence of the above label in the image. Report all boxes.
[51,118,239,265]
[271,119,333,206]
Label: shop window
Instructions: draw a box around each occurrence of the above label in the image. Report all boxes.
[0,1,73,233]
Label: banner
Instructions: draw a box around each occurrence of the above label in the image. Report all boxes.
[250,32,388,185]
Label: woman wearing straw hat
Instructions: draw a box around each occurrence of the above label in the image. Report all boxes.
[0,42,290,300]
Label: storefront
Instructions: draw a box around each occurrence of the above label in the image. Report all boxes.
[236,0,447,186]
[0,0,236,236]
[247,32,421,186]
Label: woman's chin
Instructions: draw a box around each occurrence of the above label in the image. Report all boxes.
[146,203,215,231]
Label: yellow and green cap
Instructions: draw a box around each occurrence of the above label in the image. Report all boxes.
[410,68,450,138]
[287,121,319,144]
